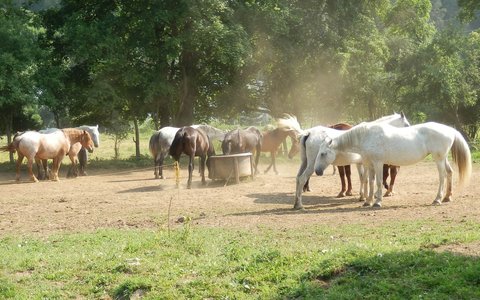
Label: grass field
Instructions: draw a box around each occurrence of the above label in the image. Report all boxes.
[0,128,479,299]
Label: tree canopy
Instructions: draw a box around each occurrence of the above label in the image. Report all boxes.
[1,0,480,152]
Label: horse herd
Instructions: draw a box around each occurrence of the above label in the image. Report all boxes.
[1,113,473,209]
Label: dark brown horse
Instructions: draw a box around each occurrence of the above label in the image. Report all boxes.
[222,127,262,174]
[169,126,215,189]
[329,123,354,197]
[261,127,299,174]
[383,164,400,196]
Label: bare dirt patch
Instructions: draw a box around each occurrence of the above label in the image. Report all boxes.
[1,160,479,255]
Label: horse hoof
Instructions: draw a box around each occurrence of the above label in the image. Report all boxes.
[432,200,442,206]
[293,204,304,210]
[362,202,371,207]
[346,191,353,196]
[373,202,382,208]
[383,192,393,197]
[336,192,346,198]
[442,197,452,203]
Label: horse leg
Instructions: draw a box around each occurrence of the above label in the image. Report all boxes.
[294,162,315,210]
[159,152,165,179]
[187,155,193,189]
[153,153,159,179]
[432,157,447,205]
[332,165,336,175]
[43,159,50,180]
[442,160,453,203]
[372,163,385,207]
[78,148,88,176]
[52,155,64,181]
[254,150,260,175]
[356,164,366,201]
[303,178,311,192]
[364,164,375,207]
[272,151,278,175]
[27,156,38,182]
[384,166,398,197]
[200,155,206,185]
[15,154,25,182]
[382,164,389,189]
[345,165,353,196]
[264,151,274,174]
[336,166,347,198]
[36,159,44,180]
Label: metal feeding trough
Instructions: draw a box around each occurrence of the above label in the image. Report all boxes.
[207,153,254,184]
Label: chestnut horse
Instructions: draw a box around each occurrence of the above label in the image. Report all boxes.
[222,127,262,174]
[261,127,299,174]
[169,126,215,189]
[38,125,99,179]
[1,129,94,182]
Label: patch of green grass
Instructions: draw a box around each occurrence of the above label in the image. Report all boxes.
[1,219,479,298]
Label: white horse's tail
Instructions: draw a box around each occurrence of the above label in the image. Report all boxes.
[451,131,472,187]
[277,114,306,137]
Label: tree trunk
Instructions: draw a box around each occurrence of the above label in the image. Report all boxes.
[176,51,196,126]
[6,111,14,163]
[133,117,140,160]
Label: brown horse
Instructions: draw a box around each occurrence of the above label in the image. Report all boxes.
[169,126,215,189]
[222,127,262,174]
[1,129,94,182]
[383,164,400,196]
[261,127,299,174]
[328,123,354,197]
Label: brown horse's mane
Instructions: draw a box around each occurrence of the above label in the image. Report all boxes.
[61,128,89,143]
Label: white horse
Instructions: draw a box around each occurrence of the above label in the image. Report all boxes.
[149,124,225,179]
[316,122,472,207]
[278,113,410,210]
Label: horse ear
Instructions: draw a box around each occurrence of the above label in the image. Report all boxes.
[325,137,332,146]
[400,111,405,118]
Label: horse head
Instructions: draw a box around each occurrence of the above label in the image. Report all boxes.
[80,130,94,153]
[314,136,337,176]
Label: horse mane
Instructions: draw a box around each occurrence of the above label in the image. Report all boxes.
[276,114,306,137]
[169,127,185,157]
[333,124,369,152]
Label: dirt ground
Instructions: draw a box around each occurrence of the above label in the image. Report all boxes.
[1,160,479,254]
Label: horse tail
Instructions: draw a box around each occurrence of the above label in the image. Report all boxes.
[149,132,160,159]
[451,131,472,188]
[277,114,306,137]
[222,139,232,155]
[0,143,16,153]
[299,132,310,163]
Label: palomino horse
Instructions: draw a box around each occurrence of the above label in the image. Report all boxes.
[277,113,410,210]
[0,129,94,182]
[316,122,472,207]
[149,124,224,179]
[39,125,100,179]
[222,127,262,174]
[169,126,215,189]
[261,126,299,174]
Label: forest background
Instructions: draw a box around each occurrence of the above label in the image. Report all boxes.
[1,0,480,161]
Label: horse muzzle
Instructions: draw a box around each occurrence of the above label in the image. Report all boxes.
[315,167,324,176]
[87,147,94,153]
